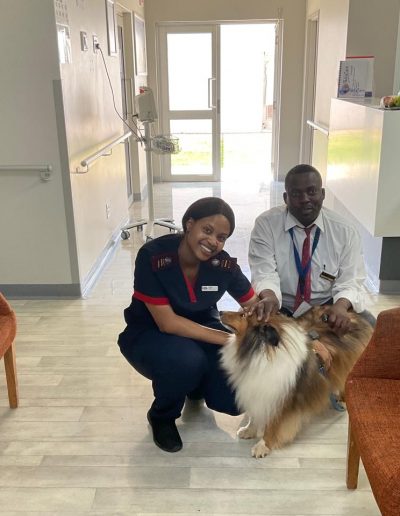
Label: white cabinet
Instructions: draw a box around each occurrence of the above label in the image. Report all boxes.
[328,98,400,237]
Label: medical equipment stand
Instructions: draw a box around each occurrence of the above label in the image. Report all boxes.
[120,120,180,241]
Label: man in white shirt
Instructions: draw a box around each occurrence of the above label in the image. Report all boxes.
[248,164,368,335]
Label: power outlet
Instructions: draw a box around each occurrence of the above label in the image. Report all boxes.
[105,202,111,219]
[93,35,99,53]
[80,31,88,52]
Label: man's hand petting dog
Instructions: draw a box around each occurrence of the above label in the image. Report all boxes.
[246,289,280,322]
[325,299,352,335]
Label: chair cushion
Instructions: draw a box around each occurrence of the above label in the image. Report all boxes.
[0,314,15,358]
[346,377,400,515]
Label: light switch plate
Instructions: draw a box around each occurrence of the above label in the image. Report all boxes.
[93,35,99,53]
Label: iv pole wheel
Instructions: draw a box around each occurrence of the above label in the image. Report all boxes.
[121,230,131,240]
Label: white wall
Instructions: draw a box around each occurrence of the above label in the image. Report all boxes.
[308,0,400,182]
[306,0,349,181]
[347,0,400,98]
[394,6,400,93]
[0,0,143,296]
[313,1,349,127]
[144,0,307,180]
[60,0,129,282]
[0,0,76,289]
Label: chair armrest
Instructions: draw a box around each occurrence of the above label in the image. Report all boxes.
[0,293,13,316]
[348,307,400,380]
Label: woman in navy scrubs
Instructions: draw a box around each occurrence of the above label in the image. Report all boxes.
[118,197,257,452]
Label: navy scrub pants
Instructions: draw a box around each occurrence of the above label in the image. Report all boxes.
[118,325,240,421]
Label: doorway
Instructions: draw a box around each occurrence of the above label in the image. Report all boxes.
[300,12,319,164]
[157,22,279,184]
[116,10,137,206]
[220,23,276,184]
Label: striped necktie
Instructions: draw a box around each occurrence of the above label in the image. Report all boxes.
[293,226,313,310]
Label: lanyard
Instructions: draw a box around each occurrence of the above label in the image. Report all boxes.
[289,226,321,295]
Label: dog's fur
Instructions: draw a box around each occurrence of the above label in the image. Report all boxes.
[220,306,373,458]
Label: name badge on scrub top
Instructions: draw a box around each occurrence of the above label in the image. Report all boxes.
[201,286,219,292]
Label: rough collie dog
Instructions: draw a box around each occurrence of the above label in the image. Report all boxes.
[220,307,373,458]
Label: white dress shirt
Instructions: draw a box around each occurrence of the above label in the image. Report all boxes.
[248,205,366,312]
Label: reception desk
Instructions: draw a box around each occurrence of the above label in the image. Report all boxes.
[327,98,400,237]
[327,98,400,293]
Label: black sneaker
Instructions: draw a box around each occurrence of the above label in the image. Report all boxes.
[147,411,183,453]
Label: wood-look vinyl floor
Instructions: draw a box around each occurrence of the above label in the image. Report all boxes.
[1,181,397,515]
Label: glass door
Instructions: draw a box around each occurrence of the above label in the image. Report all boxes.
[157,25,220,181]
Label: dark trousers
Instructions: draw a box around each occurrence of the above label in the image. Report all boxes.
[118,325,239,421]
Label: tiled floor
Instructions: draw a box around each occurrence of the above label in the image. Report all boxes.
[1,180,398,515]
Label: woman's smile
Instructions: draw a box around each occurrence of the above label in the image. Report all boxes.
[199,242,216,256]
[180,214,231,264]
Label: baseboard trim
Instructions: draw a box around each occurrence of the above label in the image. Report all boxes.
[0,284,82,299]
[379,279,400,294]
[80,226,121,298]
[133,183,147,202]
[1,227,123,300]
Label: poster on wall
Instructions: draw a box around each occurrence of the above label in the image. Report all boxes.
[134,14,147,75]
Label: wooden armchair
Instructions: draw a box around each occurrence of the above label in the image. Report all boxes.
[345,307,400,515]
[0,292,18,408]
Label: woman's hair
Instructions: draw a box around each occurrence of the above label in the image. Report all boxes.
[181,197,235,237]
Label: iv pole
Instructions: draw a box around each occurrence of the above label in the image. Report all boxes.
[121,89,180,241]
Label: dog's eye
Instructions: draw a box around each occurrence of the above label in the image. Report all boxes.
[241,312,247,318]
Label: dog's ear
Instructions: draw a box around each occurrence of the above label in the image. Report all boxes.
[259,324,280,347]
[238,323,280,360]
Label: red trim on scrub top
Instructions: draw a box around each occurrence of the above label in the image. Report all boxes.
[237,287,255,303]
[182,273,197,303]
[133,291,170,305]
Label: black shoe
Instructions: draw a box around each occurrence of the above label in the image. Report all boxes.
[147,411,182,453]
[187,387,204,401]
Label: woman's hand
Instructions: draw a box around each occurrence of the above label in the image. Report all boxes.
[246,289,280,322]
[325,299,352,334]
[145,302,231,346]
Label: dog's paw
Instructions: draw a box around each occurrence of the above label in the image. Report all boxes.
[237,425,257,440]
[251,439,271,458]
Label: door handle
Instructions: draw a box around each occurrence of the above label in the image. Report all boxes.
[208,77,216,109]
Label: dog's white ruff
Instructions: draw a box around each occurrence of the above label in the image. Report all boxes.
[221,322,309,430]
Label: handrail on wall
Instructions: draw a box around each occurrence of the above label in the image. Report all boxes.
[0,164,52,181]
[306,120,329,136]
[75,130,132,174]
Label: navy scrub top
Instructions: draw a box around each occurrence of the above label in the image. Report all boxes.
[123,233,254,339]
